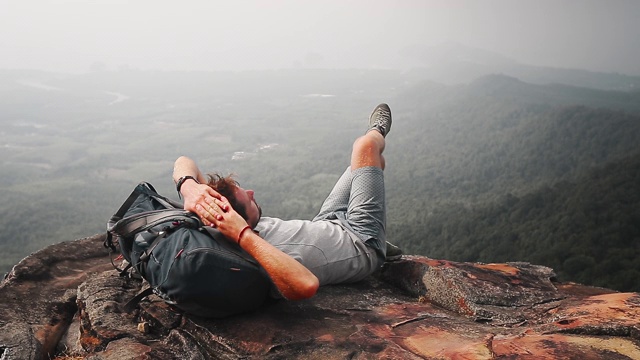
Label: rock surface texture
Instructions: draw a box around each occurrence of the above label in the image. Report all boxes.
[1,234,639,359]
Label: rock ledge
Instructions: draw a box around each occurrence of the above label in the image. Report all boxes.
[1,234,639,359]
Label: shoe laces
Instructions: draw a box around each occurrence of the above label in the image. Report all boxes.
[373,108,390,126]
[374,108,390,122]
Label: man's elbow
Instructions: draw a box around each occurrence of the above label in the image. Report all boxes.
[174,155,190,166]
[288,274,319,301]
[302,275,320,298]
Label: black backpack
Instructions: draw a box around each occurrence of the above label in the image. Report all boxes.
[104,182,272,318]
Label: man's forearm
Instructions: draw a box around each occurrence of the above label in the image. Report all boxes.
[173,156,207,184]
[239,231,319,301]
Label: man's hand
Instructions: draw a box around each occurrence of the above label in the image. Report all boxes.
[197,196,249,244]
[180,180,229,226]
[182,180,247,243]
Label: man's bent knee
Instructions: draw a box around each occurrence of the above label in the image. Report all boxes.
[351,135,385,170]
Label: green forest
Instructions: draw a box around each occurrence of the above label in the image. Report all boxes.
[1,68,639,292]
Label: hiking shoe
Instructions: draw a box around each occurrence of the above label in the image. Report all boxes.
[385,241,403,261]
[368,103,392,137]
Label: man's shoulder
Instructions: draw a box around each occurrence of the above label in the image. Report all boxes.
[258,217,298,225]
[257,216,279,224]
[256,216,281,231]
[256,217,311,231]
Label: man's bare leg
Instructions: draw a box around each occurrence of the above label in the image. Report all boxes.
[351,103,391,170]
[351,130,386,170]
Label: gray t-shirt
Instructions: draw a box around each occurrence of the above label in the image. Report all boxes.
[255,217,380,288]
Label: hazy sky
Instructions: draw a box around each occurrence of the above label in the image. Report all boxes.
[1,0,639,75]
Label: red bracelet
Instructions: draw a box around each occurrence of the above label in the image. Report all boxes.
[237,225,252,245]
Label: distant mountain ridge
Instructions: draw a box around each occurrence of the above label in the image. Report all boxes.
[400,43,640,91]
[398,74,640,116]
[467,75,640,113]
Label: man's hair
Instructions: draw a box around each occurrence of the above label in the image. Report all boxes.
[205,173,249,221]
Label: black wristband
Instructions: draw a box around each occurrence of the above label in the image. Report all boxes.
[176,175,199,197]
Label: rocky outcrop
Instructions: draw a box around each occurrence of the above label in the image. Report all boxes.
[0,234,113,359]
[1,234,639,359]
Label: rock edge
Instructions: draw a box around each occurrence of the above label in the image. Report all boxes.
[1,234,639,359]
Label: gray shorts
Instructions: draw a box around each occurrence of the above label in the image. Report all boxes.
[313,166,387,262]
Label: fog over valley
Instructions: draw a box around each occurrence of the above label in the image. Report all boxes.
[1,0,639,75]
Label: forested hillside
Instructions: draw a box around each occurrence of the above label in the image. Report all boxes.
[383,75,640,291]
[398,153,640,291]
[1,69,639,292]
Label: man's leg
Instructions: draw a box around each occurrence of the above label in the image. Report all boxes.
[341,104,393,262]
[358,104,402,260]
[351,131,386,170]
[313,104,392,221]
[314,104,399,264]
[351,103,391,170]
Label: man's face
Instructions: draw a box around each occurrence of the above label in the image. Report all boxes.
[233,186,262,228]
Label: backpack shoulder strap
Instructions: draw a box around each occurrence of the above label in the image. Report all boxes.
[105,182,156,251]
[109,209,199,238]
[114,182,156,219]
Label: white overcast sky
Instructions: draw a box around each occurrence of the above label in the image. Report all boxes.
[1,0,639,75]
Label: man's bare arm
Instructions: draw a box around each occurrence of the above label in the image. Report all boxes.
[237,230,319,300]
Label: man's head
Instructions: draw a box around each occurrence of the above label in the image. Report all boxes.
[206,173,262,228]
